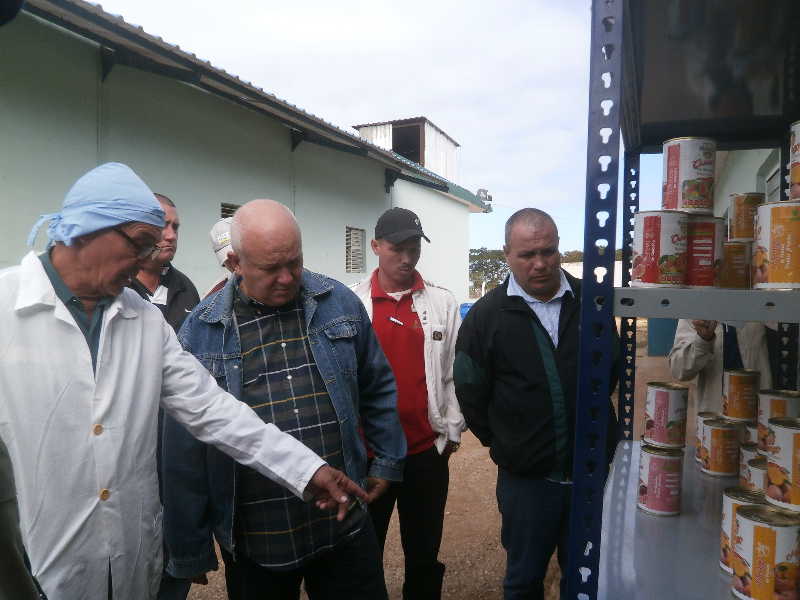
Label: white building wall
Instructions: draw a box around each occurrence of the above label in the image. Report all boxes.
[712,149,773,218]
[391,179,470,302]
[356,124,393,151]
[423,122,458,181]
[0,14,100,270]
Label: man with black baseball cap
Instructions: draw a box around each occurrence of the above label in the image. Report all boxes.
[352,207,464,599]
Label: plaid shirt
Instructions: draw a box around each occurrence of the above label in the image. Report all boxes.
[233,285,363,569]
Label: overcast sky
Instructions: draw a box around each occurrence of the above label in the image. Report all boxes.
[95,0,662,252]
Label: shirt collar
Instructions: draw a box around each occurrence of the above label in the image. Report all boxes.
[39,250,113,312]
[370,268,425,300]
[507,269,572,305]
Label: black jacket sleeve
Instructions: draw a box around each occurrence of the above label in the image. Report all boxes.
[453,306,494,447]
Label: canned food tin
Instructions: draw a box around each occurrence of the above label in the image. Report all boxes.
[724,370,761,422]
[765,417,800,512]
[740,443,762,491]
[752,201,800,288]
[758,390,800,454]
[643,382,689,448]
[748,457,768,493]
[637,444,683,516]
[729,193,765,242]
[791,120,800,199]
[696,411,718,462]
[662,137,716,213]
[686,215,725,287]
[631,210,688,287]
[721,487,767,574]
[720,241,752,289]
[701,418,740,476]
[732,504,800,600]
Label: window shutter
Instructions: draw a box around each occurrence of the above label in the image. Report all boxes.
[345,226,366,273]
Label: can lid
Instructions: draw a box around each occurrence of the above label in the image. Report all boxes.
[726,369,761,376]
[636,209,689,217]
[641,444,683,457]
[697,411,718,418]
[760,389,800,399]
[748,456,767,468]
[738,504,800,526]
[705,418,739,429]
[723,486,768,504]
[663,136,716,144]
[741,441,758,451]
[647,382,689,391]
[723,241,751,247]
[768,417,800,430]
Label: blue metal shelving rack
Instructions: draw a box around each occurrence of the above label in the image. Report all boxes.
[567,1,800,598]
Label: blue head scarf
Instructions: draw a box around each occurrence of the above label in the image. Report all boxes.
[27,162,166,247]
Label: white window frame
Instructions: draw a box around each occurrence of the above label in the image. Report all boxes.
[345,226,366,273]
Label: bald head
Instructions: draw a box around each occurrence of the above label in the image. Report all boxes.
[228,199,304,306]
[231,199,301,259]
[504,208,558,246]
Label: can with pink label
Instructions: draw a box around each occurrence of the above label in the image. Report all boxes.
[638,444,683,516]
[643,382,689,448]
[631,210,688,287]
[696,411,718,462]
[662,137,716,213]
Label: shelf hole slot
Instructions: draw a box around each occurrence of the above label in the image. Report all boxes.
[593,295,606,311]
[596,210,610,227]
[602,16,615,32]
[579,567,592,584]
[601,71,612,88]
[599,127,612,143]
[601,43,614,61]
[600,98,614,116]
[584,541,593,556]
[765,301,775,308]
[594,266,608,284]
[597,183,611,200]
[595,239,608,257]
[598,155,612,172]
[660,298,670,307]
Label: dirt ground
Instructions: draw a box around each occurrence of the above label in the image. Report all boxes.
[188,320,672,600]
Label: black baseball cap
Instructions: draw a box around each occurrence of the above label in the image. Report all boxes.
[374,207,430,243]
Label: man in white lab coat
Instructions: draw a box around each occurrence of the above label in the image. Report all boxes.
[0,163,365,600]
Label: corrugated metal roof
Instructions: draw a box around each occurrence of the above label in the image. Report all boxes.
[352,116,461,147]
[22,0,485,211]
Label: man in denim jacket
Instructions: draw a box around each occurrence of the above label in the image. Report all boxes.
[161,200,406,600]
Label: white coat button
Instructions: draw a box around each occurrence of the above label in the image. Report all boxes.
[99,489,111,501]
[93,424,104,436]
[287,375,292,380]
[281,343,287,348]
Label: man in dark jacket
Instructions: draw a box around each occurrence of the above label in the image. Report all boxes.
[130,193,200,333]
[454,208,618,600]
[129,192,200,600]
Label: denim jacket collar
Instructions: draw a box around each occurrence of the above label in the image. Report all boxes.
[198,270,334,327]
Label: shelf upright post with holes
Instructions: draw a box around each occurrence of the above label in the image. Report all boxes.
[565,0,624,598]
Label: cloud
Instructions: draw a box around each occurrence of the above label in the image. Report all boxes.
[95,0,595,248]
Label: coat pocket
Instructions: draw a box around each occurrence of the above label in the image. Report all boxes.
[322,321,358,376]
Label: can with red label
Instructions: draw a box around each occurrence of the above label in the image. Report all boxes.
[720,487,766,574]
[637,444,683,516]
[643,382,688,448]
[765,417,800,512]
[720,241,752,289]
[686,215,725,287]
[731,504,800,600]
[729,193,764,242]
[662,137,716,213]
[696,411,718,462]
[631,210,688,287]
[757,390,800,455]
[724,370,761,422]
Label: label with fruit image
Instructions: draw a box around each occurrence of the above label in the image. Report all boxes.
[644,387,687,448]
[766,429,800,511]
[753,202,800,289]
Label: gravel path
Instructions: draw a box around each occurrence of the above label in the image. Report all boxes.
[187,431,560,599]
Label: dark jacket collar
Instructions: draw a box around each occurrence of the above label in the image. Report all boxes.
[198,269,334,325]
[499,269,581,311]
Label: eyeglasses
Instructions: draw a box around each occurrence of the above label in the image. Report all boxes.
[112,228,161,261]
